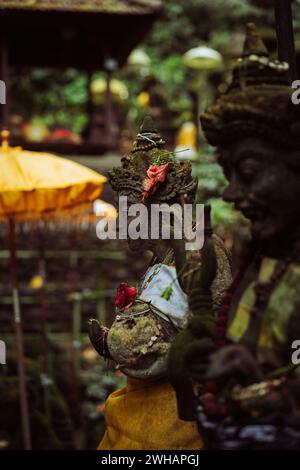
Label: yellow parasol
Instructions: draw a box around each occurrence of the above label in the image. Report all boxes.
[0,131,105,220]
[0,130,106,449]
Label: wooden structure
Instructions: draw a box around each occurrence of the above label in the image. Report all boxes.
[0,1,162,153]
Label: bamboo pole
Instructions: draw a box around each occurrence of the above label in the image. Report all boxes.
[8,218,32,450]
[38,229,49,375]
[0,249,125,261]
[72,295,82,381]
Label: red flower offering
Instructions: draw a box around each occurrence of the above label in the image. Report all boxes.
[115,283,137,310]
[142,162,169,201]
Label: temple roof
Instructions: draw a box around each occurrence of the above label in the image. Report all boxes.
[0,0,162,70]
[0,0,162,15]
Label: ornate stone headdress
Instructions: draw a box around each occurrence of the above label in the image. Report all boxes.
[109,116,198,204]
[201,23,300,150]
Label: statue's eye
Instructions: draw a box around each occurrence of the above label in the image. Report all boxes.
[238,159,259,181]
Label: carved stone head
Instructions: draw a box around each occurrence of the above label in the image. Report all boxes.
[201,23,300,248]
[109,116,198,252]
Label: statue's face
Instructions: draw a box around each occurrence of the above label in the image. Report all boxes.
[219,138,300,243]
[125,203,153,253]
[119,197,171,253]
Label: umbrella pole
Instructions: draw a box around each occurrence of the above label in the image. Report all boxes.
[8,218,32,450]
[38,229,49,374]
[68,229,80,413]
[38,228,51,421]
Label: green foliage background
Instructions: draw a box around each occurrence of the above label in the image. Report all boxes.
[13,0,300,133]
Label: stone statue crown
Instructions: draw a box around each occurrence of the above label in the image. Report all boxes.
[201,23,300,150]
[109,116,198,204]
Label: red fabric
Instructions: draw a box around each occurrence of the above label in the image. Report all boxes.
[142,163,169,200]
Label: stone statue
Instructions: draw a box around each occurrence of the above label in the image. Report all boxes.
[88,116,232,450]
[171,23,300,450]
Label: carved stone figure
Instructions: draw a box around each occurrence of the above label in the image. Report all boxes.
[88,117,232,450]
[172,23,300,450]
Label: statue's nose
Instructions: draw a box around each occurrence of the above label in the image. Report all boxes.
[222,177,244,204]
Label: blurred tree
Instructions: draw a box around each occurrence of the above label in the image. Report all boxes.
[120,0,296,131]
[10,1,300,136]
[11,68,88,135]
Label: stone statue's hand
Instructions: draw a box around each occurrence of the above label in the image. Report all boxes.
[183,337,216,383]
[238,376,300,416]
[168,235,187,290]
[88,319,112,360]
[185,207,217,336]
[239,390,287,416]
[170,205,217,307]
[189,205,217,297]
[205,344,264,386]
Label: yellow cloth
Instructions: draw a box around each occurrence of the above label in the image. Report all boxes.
[98,378,203,451]
[0,145,106,219]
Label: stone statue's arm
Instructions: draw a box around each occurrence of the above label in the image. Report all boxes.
[167,206,218,421]
[237,305,300,416]
[232,375,300,416]
[171,205,217,331]
[202,309,300,418]
[238,304,300,415]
